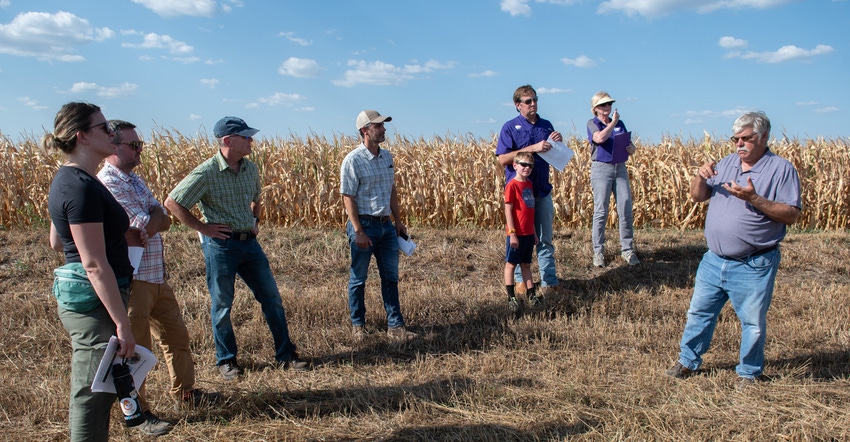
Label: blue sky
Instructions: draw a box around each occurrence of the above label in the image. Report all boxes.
[1,0,847,144]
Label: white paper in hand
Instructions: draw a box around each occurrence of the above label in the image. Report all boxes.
[538,139,575,172]
[91,336,158,393]
[398,234,417,256]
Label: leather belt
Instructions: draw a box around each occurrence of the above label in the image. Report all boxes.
[723,244,778,260]
[749,244,778,257]
[359,215,391,223]
[228,231,256,241]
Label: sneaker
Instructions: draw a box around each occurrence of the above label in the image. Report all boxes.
[529,293,545,309]
[352,325,369,342]
[175,388,222,411]
[218,358,243,381]
[508,296,521,313]
[621,250,640,266]
[592,252,605,267]
[278,355,310,372]
[387,326,417,341]
[139,410,172,436]
[665,361,695,379]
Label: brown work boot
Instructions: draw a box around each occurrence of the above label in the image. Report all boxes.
[387,326,417,341]
[665,361,695,379]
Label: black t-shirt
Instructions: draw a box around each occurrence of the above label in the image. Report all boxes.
[48,166,133,279]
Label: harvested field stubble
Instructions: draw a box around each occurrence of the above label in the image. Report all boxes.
[0,227,848,440]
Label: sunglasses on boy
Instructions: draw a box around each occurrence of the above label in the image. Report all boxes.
[516,161,534,169]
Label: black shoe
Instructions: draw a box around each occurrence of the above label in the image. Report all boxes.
[665,361,695,379]
[218,358,243,381]
[138,410,173,436]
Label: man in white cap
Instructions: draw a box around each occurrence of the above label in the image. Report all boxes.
[340,110,416,342]
[165,116,308,380]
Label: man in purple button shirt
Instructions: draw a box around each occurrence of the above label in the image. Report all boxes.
[496,85,563,303]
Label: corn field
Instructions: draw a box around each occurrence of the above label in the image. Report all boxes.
[1,130,848,230]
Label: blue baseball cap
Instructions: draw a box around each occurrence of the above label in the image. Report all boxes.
[213,116,259,138]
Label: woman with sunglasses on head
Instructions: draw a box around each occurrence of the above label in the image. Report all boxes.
[45,102,136,441]
[587,91,639,268]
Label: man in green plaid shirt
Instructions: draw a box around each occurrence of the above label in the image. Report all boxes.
[165,116,308,381]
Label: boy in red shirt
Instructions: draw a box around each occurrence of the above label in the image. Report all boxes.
[504,151,541,314]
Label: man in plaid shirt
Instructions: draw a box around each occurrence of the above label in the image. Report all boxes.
[98,120,220,435]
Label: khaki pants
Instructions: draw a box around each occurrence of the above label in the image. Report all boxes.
[129,280,195,409]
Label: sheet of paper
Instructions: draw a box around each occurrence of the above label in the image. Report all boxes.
[398,236,417,256]
[538,139,575,172]
[91,336,158,393]
[128,247,144,275]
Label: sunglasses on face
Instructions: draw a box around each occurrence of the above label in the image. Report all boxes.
[730,133,758,143]
[87,121,112,135]
[516,161,534,169]
[519,97,539,105]
[116,140,144,151]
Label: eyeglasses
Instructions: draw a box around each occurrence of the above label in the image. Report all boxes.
[116,141,144,151]
[87,121,112,135]
[519,97,538,105]
[730,133,758,143]
[516,161,534,169]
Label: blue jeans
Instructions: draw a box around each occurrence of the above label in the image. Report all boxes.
[677,249,780,378]
[591,161,634,253]
[347,217,404,328]
[514,193,558,287]
[201,236,297,365]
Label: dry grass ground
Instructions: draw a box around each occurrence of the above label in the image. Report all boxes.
[1,227,849,441]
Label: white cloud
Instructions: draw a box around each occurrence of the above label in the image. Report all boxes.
[174,56,200,64]
[561,55,596,68]
[598,0,794,18]
[247,92,306,108]
[278,57,323,78]
[469,70,498,78]
[538,87,572,94]
[123,32,194,54]
[814,106,839,113]
[279,32,311,46]
[200,78,219,88]
[0,0,10,8]
[17,97,49,110]
[333,59,455,87]
[63,81,138,98]
[501,0,532,16]
[735,44,834,63]
[719,36,747,49]
[189,114,203,120]
[680,108,750,125]
[795,101,817,106]
[131,0,217,18]
[0,11,113,62]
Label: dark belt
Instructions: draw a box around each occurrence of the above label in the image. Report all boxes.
[228,231,256,241]
[749,244,778,257]
[724,244,778,260]
[359,214,391,223]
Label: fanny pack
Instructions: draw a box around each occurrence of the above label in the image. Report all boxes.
[53,262,101,313]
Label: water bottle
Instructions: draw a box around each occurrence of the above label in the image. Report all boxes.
[112,362,144,427]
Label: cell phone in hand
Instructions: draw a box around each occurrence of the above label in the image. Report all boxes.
[399,231,409,241]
